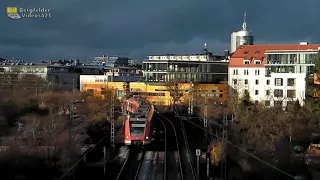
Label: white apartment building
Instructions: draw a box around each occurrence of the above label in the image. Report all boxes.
[0,60,101,91]
[0,61,48,79]
[229,43,320,107]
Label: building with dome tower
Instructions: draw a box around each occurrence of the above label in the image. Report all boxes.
[230,12,254,54]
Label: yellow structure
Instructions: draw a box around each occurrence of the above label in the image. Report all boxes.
[210,141,223,166]
[81,82,228,106]
[312,73,320,97]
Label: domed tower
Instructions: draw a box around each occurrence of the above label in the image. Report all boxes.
[230,12,254,53]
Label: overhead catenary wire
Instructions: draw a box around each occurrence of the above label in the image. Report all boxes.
[58,102,116,180]
[181,118,296,179]
[162,97,295,179]
[175,95,295,179]
[58,132,111,180]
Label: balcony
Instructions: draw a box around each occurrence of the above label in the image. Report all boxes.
[266,66,295,74]
[266,53,318,65]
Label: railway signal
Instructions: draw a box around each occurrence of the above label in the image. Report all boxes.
[196,149,201,176]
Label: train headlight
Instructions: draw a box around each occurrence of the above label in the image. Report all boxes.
[126,136,129,139]
[146,136,149,139]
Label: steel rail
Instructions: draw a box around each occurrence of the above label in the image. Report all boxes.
[133,150,145,180]
[157,117,167,180]
[157,116,184,180]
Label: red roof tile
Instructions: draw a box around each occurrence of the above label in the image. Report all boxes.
[229,44,320,68]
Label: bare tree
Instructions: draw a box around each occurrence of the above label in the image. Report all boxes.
[0,72,49,102]
[8,113,84,166]
[165,81,192,110]
[227,91,318,171]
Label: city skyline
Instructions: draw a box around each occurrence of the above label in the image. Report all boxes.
[1,0,319,61]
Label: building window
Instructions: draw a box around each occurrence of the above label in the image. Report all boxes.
[287,78,296,86]
[255,90,259,95]
[255,80,259,85]
[265,101,270,106]
[245,79,248,84]
[255,70,260,75]
[274,101,283,107]
[244,69,249,75]
[244,90,249,95]
[266,80,270,85]
[254,60,261,64]
[243,60,250,64]
[274,89,283,97]
[287,90,296,98]
[254,100,259,105]
[266,90,270,96]
[233,79,237,85]
[233,69,238,75]
[275,78,283,86]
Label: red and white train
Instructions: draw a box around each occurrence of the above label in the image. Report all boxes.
[122,96,155,146]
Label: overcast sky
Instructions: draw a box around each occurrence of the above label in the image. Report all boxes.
[1,0,319,62]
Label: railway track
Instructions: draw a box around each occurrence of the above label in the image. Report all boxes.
[179,118,198,180]
[156,116,184,180]
[160,107,198,180]
[174,107,198,180]
[116,147,145,180]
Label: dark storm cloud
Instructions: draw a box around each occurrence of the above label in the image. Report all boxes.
[0,0,319,61]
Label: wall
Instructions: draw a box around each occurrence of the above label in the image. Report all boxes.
[228,67,266,100]
[267,73,306,106]
[48,73,79,91]
[229,65,306,106]
[193,84,229,102]
[80,75,142,91]
[81,82,229,105]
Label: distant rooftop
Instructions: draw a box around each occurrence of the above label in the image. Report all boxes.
[0,59,81,67]
[229,43,320,68]
[88,56,130,67]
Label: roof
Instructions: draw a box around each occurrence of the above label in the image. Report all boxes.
[229,44,320,68]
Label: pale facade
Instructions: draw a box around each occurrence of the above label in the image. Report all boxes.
[265,73,306,106]
[228,43,320,107]
[229,67,265,101]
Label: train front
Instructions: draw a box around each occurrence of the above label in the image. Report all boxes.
[124,97,153,146]
[124,118,150,145]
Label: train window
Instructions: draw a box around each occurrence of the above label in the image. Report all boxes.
[130,121,145,136]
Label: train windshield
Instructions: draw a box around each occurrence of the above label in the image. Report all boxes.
[130,121,145,136]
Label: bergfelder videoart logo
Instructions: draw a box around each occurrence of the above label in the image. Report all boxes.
[6,6,51,20]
